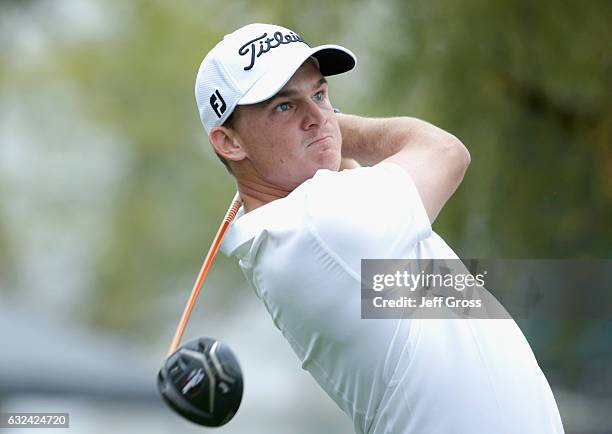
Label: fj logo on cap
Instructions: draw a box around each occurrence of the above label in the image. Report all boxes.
[238,31,307,71]
[210,89,227,118]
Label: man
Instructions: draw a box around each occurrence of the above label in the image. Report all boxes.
[195,23,565,433]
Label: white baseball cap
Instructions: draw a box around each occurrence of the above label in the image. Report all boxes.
[195,23,357,134]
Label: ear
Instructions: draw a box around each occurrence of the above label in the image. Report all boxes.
[209,126,247,162]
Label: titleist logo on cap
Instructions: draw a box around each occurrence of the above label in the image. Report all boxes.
[238,31,307,71]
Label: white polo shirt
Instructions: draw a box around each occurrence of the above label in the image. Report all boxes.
[221,162,565,434]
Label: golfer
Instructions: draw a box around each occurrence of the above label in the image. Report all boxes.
[195,23,565,433]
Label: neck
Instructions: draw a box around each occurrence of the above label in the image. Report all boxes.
[236,178,293,213]
[230,158,299,213]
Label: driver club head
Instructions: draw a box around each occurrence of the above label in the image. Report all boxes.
[157,337,243,427]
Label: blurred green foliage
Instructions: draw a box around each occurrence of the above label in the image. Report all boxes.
[1,0,610,385]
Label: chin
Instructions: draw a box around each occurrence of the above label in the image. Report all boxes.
[314,151,341,172]
[296,156,340,186]
[311,138,341,169]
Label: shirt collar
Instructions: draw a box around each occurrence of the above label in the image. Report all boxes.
[220,198,287,257]
[220,204,251,256]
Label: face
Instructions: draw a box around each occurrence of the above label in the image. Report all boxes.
[229,59,342,190]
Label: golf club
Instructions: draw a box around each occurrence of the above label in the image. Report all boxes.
[157,192,244,427]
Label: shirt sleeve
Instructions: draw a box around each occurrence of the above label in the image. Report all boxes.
[303,162,433,276]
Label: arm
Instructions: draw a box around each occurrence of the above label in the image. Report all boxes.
[337,113,470,223]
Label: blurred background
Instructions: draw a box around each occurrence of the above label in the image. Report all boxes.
[0,0,610,433]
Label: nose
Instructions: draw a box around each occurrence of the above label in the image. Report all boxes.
[301,100,327,130]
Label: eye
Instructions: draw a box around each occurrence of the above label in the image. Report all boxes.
[313,91,325,102]
[275,102,291,112]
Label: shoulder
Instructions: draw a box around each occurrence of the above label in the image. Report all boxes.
[302,163,432,272]
[304,162,430,230]
[304,163,419,216]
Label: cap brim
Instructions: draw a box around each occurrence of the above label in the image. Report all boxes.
[237,44,356,105]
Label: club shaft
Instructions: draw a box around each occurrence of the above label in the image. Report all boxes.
[168,193,242,356]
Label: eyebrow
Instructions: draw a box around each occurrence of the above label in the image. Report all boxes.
[268,77,328,103]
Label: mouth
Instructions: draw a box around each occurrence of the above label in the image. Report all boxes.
[307,135,332,147]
